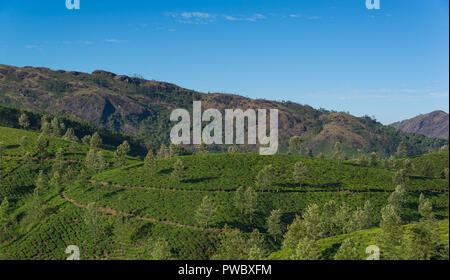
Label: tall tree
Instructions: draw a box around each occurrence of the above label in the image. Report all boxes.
[244,187,258,223]
[144,150,157,175]
[332,141,344,162]
[266,209,283,242]
[255,165,275,192]
[90,132,102,149]
[369,152,378,167]
[157,144,169,159]
[171,159,184,183]
[395,141,408,159]
[289,136,303,154]
[333,239,361,260]
[18,112,30,129]
[0,197,10,226]
[247,229,267,260]
[234,186,246,215]
[197,141,208,155]
[293,161,308,187]
[376,204,404,260]
[0,142,5,171]
[291,237,321,260]
[195,196,217,228]
[148,238,172,260]
[20,136,29,154]
[36,133,49,156]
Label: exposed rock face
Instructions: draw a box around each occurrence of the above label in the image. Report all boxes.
[390,111,449,140]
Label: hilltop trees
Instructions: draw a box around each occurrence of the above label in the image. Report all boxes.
[291,237,321,260]
[195,196,217,228]
[334,239,361,260]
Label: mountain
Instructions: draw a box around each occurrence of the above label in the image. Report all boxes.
[390,111,449,140]
[0,64,447,157]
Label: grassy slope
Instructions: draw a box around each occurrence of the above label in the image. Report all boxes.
[268,219,449,260]
[1,126,448,260]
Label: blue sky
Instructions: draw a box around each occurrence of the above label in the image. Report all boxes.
[0,0,448,124]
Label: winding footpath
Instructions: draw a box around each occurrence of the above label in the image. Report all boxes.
[60,190,222,233]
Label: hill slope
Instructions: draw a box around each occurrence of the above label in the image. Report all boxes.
[390,111,449,140]
[0,64,447,157]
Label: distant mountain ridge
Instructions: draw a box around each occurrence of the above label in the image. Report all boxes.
[0,64,447,157]
[390,111,449,140]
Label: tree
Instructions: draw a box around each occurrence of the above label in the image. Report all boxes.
[369,152,378,167]
[440,145,449,152]
[395,141,408,159]
[157,144,169,159]
[421,160,434,178]
[40,120,51,135]
[357,150,368,167]
[282,215,306,251]
[228,145,238,154]
[244,187,258,223]
[291,237,321,260]
[20,136,29,154]
[289,136,303,154]
[85,149,105,173]
[169,143,181,157]
[114,141,129,167]
[195,196,217,228]
[148,238,172,260]
[387,184,407,217]
[443,168,449,181]
[144,150,157,175]
[212,226,247,260]
[35,171,48,196]
[0,197,10,226]
[334,239,361,260]
[403,194,441,260]
[171,159,184,183]
[18,113,30,129]
[293,162,308,187]
[81,135,92,145]
[197,141,208,155]
[50,171,61,189]
[403,159,415,176]
[393,169,409,187]
[302,204,324,240]
[332,141,344,162]
[234,186,246,214]
[84,203,101,245]
[267,209,283,242]
[36,133,49,156]
[0,142,5,171]
[247,229,267,260]
[90,132,102,149]
[52,148,65,174]
[63,128,78,142]
[113,216,137,244]
[255,165,275,192]
[376,204,403,260]
[51,117,65,137]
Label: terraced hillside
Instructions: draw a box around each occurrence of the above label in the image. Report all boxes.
[1,125,448,260]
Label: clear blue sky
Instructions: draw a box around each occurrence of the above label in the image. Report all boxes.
[0,0,448,124]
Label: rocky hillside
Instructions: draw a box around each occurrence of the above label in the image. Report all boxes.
[390,111,449,140]
[0,64,447,157]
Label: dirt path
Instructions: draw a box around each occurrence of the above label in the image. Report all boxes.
[89,180,448,194]
[60,190,222,233]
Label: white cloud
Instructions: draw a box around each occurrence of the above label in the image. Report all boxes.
[223,13,266,22]
[170,12,216,24]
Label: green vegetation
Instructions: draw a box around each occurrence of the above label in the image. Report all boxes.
[0,121,448,260]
